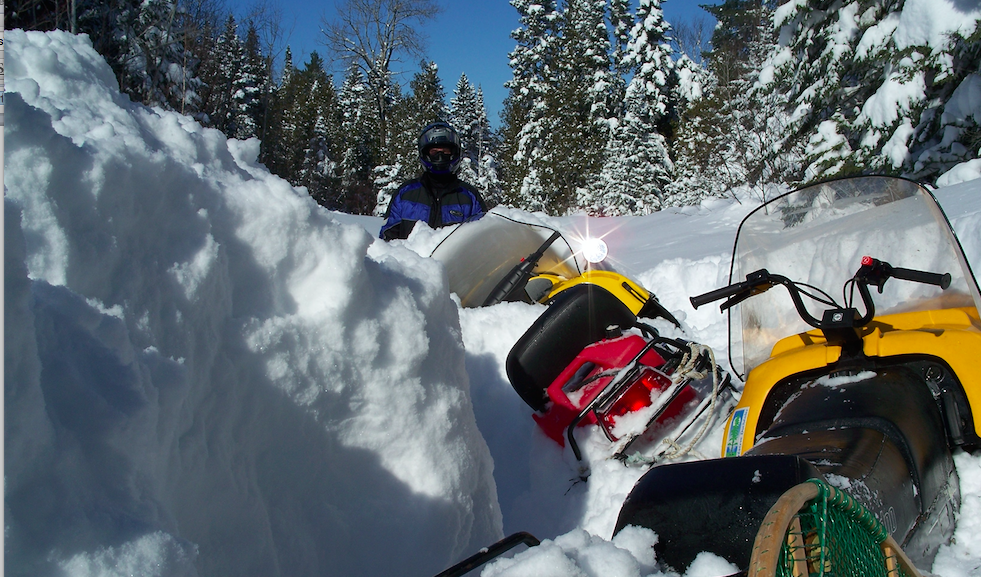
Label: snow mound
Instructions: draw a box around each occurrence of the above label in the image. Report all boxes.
[4,29,500,576]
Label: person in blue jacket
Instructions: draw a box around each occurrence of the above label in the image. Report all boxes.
[379,122,488,240]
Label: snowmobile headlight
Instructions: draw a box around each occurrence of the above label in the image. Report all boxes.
[581,237,609,264]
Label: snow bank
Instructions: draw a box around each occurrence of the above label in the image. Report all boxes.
[4,29,500,576]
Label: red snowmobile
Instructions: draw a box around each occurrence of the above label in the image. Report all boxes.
[431,209,736,466]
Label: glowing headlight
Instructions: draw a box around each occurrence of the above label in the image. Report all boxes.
[581,237,609,264]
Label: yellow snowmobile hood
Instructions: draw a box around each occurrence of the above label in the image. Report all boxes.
[722,306,981,457]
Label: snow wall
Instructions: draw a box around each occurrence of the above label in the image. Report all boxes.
[4,30,501,576]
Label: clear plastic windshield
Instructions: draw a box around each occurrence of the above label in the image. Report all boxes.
[729,176,981,377]
[430,211,582,307]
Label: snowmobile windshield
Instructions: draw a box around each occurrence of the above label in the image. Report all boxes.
[729,176,981,378]
[430,210,582,307]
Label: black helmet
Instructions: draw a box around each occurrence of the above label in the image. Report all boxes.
[418,122,462,174]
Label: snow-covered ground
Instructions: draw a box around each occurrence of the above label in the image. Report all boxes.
[5,29,981,577]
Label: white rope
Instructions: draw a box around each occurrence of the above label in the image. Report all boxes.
[616,342,725,467]
[657,342,721,461]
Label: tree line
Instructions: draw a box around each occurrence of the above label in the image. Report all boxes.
[8,0,981,217]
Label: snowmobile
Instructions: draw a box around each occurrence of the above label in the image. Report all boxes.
[509,315,737,467]
[433,210,732,465]
[613,176,981,575]
[438,218,738,467]
[433,210,720,461]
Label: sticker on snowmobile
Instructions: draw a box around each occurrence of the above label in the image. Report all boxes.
[724,407,749,457]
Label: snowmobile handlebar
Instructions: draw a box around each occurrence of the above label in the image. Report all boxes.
[690,257,951,331]
[856,256,951,292]
[689,269,776,310]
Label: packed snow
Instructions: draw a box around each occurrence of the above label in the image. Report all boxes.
[6,29,981,577]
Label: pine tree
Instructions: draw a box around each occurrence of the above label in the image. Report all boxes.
[609,0,633,76]
[105,0,204,112]
[666,0,793,205]
[763,0,879,182]
[622,0,676,137]
[911,27,981,181]
[499,0,559,210]
[759,0,981,184]
[171,2,216,119]
[260,46,295,177]
[200,15,245,134]
[451,75,481,161]
[585,0,675,214]
[296,54,342,209]
[232,22,268,141]
[474,87,504,205]
[337,66,382,215]
[262,51,342,209]
[451,76,502,204]
[545,0,618,214]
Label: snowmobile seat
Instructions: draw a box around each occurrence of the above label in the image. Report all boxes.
[506,283,637,412]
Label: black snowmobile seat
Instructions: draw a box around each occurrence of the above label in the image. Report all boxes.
[506,283,637,412]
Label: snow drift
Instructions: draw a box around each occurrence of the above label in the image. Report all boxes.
[4,30,500,577]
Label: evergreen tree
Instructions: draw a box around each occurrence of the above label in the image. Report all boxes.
[911,27,981,181]
[451,76,502,204]
[233,22,269,141]
[281,46,295,88]
[606,0,631,114]
[451,74,484,169]
[585,0,675,214]
[499,0,559,211]
[546,0,618,214]
[609,0,633,76]
[560,0,618,127]
[666,0,793,205]
[622,0,676,137]
[261,45,295,177]
[262,51,342,209]
[337,66,382,215]
[171,1,218,119]
[760,0,981,185]
[199,15,245,134]
[21,0,205,113]
[763,0,882,182]
[296,54,342,209]
[473,88,504,206]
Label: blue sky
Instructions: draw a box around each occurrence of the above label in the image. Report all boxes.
[240,1,718,127]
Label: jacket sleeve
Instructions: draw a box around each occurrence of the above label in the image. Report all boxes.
[379,191,407,240]
[463,184,488,221]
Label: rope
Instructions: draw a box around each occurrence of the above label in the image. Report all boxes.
[657,342,721,461]
[618,342,723,466]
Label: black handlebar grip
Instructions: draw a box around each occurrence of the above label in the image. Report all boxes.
[891,266,951,290]
[690,281,749,309]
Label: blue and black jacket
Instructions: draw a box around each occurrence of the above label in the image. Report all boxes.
[379,173,488,240]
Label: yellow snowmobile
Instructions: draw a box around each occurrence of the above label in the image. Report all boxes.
[614,176,981,574]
